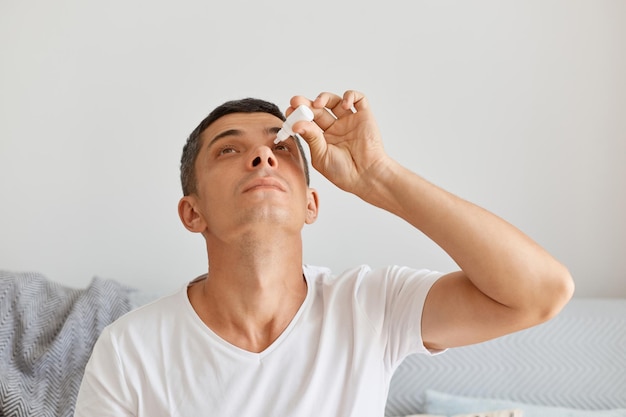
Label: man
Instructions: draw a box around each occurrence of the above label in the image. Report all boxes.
[74,90,574,416]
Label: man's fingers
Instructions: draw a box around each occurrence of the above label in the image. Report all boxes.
[314,92,353,118]
[288,90,369,133]
[293,120,327,165]
[310,90,364,131]
[287,95,335,131]
[342,90,369,112]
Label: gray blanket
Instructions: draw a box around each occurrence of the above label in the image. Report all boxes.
[0,271,135,417]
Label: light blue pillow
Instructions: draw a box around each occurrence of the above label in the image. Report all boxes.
[423,390,626,417]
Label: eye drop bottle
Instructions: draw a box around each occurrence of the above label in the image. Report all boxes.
[274,105,314,144]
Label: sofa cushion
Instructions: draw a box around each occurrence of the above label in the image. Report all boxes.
[423,390,626,417]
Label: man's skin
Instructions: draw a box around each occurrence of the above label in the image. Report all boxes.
[178,90,574,354]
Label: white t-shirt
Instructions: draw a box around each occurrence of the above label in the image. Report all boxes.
[74,264,443,417]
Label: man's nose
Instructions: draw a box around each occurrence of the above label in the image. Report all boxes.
[250,146,277,170]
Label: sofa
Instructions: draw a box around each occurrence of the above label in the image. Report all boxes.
[1,270,625,417]
[386,297,626,416]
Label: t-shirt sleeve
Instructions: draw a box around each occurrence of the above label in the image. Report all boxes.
[73,326,136,417]
[355,265,444,369]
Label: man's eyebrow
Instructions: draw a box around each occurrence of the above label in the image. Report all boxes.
[208,129,242,148]
[207,126,283,148]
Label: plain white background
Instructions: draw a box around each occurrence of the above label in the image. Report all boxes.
[1,0,624,297]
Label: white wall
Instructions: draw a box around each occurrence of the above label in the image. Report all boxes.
[1,0,624,297]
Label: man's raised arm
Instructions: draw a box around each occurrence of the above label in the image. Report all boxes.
[292,90,574,350]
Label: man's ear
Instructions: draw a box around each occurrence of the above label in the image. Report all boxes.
[305,188,319,225]
[178,195,207,233]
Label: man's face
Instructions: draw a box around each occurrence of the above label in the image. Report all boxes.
[180,112,318,241]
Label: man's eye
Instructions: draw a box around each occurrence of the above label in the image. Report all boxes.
[217,146,237,155]
[274,143,290,152]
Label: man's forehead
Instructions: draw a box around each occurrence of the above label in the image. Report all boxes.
[204,112,284,137]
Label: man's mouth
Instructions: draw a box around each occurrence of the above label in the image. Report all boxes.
[242,177,287,193]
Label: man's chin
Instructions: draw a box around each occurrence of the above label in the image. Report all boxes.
[236,206,299,227]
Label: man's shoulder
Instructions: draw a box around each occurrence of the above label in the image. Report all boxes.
[303,264,371,285]
[305,264,437,283]
[106,286,186,334]
[304,264,444,306]
[304,264,421,292]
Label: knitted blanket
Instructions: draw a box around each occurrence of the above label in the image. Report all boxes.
[0,271,135,417]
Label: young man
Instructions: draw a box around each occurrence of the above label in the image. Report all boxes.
[74,90,574,416]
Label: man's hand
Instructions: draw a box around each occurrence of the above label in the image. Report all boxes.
[288,90,391,199]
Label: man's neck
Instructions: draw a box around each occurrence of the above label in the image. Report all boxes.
[188,231,307,353]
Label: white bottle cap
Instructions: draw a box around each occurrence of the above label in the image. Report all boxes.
[274,105,314,144]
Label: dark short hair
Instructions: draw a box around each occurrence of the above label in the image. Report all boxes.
[180,98,310,195]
